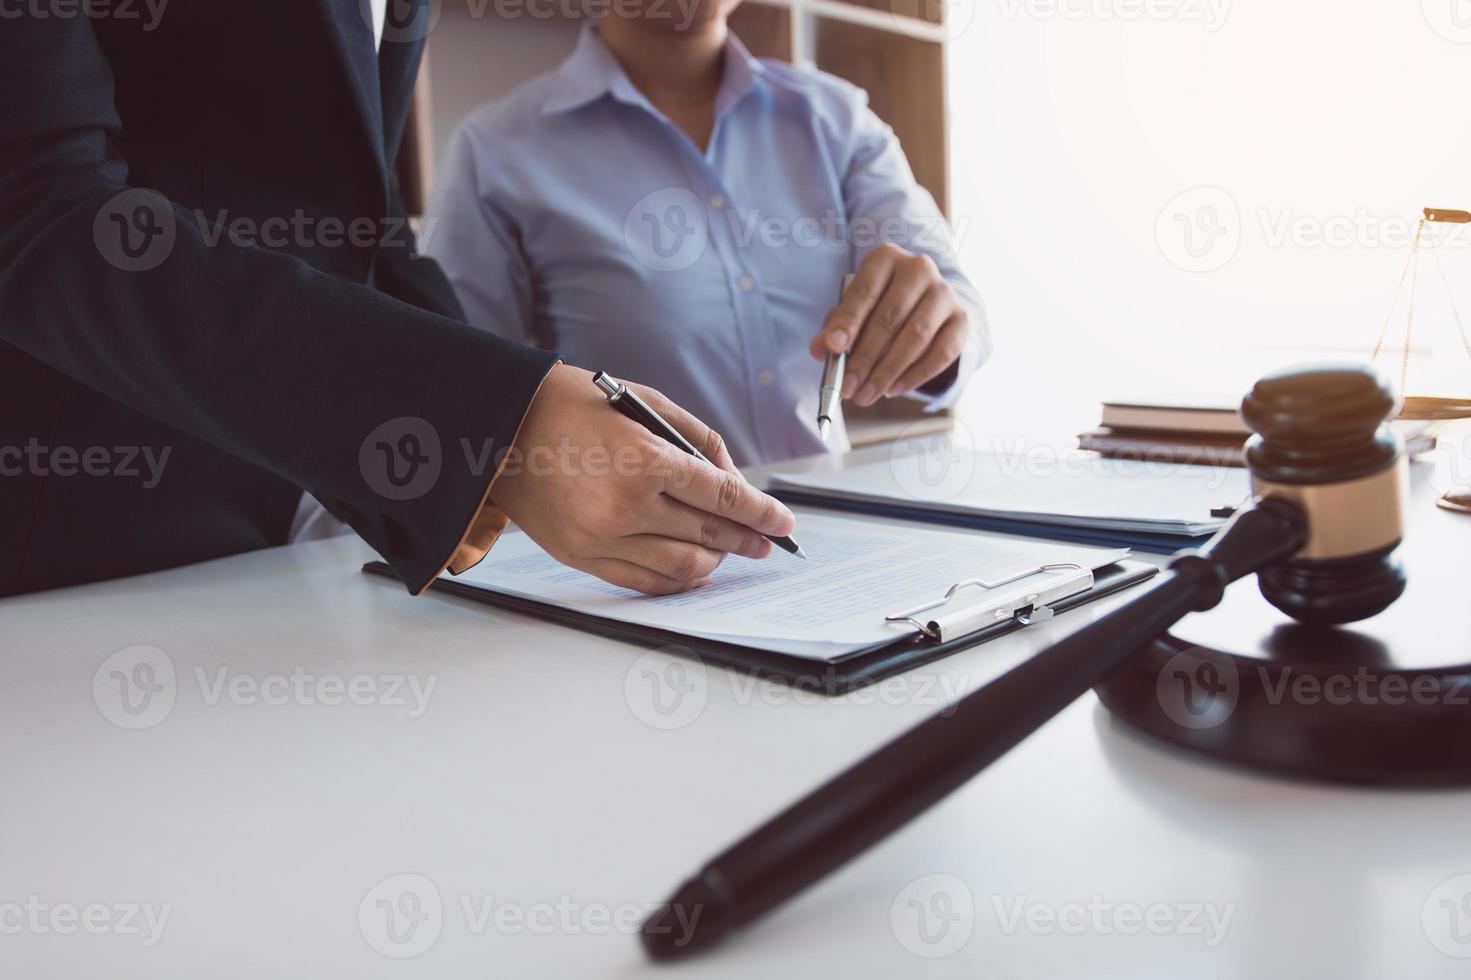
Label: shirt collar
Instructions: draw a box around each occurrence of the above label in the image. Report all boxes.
[541,22,771,118]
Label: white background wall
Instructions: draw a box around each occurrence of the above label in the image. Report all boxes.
[948,0,1471,446]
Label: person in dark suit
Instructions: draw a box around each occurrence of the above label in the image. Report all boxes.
[0,0,795,598]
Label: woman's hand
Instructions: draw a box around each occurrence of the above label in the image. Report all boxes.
[809,243,969,407]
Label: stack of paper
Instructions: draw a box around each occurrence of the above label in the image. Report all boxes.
[450,512,1129,662]
[770,446,1251,539]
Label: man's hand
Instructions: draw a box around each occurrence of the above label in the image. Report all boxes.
[809,243,969,407]
[488,364,796,595]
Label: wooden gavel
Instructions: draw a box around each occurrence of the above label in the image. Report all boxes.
[641,364,1408,960]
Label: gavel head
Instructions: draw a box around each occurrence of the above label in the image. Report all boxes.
[1240,364,1407,625]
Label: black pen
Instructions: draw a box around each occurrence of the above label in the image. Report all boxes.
[592,371,805,559]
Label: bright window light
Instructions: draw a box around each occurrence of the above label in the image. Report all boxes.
[947,0,1471,445]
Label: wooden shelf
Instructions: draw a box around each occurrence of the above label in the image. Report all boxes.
[813,18,947,214]
[809,0,946,34]
[729,2,794,60]
[844,397,954,446]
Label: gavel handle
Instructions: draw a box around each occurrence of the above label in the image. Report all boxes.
[642,497,1308,960]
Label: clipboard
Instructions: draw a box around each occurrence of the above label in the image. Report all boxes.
[360,555,1158,696]
[770,489,1205,554]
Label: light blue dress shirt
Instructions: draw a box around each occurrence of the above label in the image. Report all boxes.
[424,24,991,466]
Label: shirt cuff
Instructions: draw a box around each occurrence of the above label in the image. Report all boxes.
[444,501,513,576]
[416,363,558,592]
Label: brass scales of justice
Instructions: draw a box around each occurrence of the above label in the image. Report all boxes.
[1372,207,1471,513]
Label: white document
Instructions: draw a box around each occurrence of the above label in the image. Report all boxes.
[771,443,1250,536]
[449,512,1128,662]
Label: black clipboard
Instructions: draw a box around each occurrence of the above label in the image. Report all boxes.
[361,557,1158,696]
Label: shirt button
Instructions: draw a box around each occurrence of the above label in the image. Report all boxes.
[709,194,726,209]
[757,370,774,387]
[737,274,755,292]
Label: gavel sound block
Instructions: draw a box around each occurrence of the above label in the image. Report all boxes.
[1097,366,1471,785]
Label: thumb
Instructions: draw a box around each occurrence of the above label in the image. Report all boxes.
[812,307,856,359]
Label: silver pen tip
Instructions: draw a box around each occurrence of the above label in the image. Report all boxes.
[817,418,831,441]
[794,546,808,560]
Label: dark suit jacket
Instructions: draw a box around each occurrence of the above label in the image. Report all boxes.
[0,1,559,596]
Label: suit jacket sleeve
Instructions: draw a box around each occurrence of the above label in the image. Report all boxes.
[0,16,559,593]
[373,175,467,322]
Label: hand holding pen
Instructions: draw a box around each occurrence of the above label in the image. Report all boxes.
[595,372,806,559]
[488,364,799,596]
[810,244,970,412]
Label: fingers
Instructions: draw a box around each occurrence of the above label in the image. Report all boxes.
[658,452,796,539]
[892,317,969,394]
[576,472,780,597]
[634,384,739,475]
[580,557,710,596]
[845,251,937,405]
[863,283,958,400]
[501,367,783,599]
[644,497,774,559]
[615,535,727,582]
[809,245,899,359]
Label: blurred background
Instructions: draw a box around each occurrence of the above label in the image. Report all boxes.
[406,0,1471,450]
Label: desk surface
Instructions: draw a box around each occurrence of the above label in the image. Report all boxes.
[3,446,1470,979]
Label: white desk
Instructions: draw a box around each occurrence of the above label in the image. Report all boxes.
[3,447,1469,979]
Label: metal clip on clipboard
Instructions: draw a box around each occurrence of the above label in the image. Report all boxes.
[885,563,1095,643]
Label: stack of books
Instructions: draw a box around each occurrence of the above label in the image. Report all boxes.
[1079,399,1438,467]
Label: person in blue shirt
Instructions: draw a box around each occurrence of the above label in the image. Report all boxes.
[424,1,991,466]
